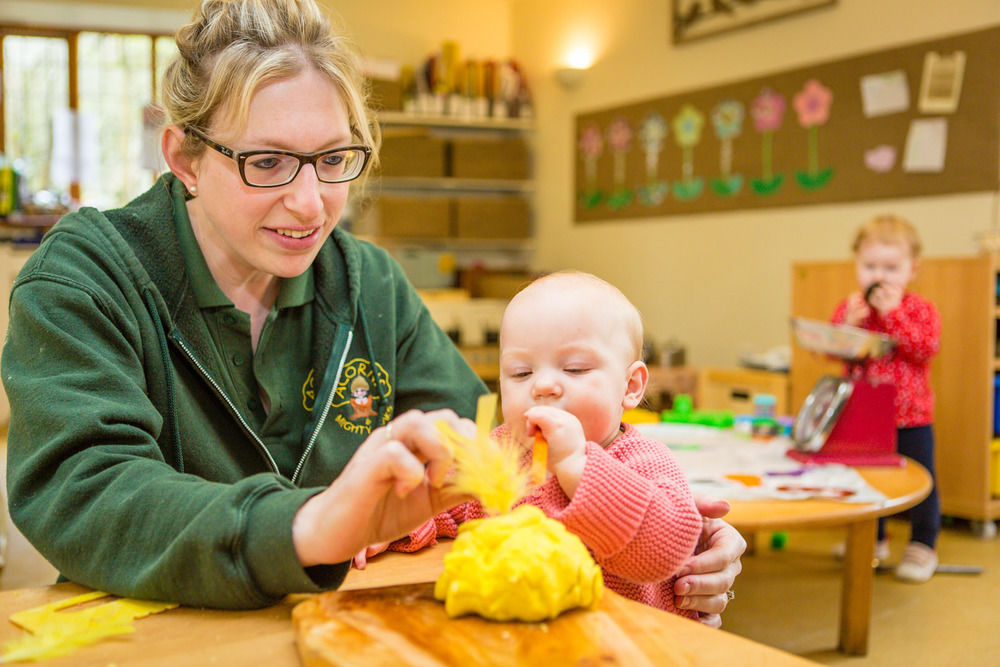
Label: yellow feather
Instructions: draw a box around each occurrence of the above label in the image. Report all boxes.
[436,394,529,515]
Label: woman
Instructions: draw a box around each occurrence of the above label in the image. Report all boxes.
[2,0,742,619]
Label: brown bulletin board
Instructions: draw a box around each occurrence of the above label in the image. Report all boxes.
[574,26,1000,222]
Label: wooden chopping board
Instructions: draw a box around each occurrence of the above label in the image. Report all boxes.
[293,583,692,666]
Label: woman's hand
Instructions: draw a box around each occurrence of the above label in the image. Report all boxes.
[292,409,475,568]
[352,542,390,570]
[673,495,746,628]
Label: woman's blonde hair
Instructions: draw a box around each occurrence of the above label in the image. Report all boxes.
[162,0,380,191]
[852,214,922,259]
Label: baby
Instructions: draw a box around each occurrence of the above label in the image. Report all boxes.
[386,271,704,617]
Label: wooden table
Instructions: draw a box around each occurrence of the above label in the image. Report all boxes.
[0,545,812,666]
[722,459,932,656]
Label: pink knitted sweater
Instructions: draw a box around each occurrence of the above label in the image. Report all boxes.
[391,423,703,618]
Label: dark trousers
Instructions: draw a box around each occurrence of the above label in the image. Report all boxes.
[877,424,940,548]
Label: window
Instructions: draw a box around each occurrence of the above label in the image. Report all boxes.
[2,35,69,198]
[1,27,176,210]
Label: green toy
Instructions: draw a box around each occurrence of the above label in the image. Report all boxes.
[770,531,788,550]
[661,394,734,428]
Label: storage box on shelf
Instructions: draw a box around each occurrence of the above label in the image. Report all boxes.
[368,77,404,113]
[371,196,451,239]
[450,136,531,180]
[454,197,531,239]
[791,255,1000,534]
[366,112,534,253]
[378,131,448,178]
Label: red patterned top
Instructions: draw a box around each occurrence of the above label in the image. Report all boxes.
[390,423,703,619]
[832,292,940,427]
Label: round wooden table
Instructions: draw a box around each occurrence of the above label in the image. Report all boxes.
[722,459,932,656]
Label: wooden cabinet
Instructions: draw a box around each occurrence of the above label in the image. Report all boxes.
[697,367,790,416]
[362,112,534,252]
[791,256,1000,529]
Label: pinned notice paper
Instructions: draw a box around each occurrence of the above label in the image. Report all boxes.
[860,70,910,117]
[919,51,965,114]
[902,118,947,173]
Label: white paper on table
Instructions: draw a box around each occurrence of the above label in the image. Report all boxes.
[902,118,947,173]
[860,70,910,117]
[634,422,887,504]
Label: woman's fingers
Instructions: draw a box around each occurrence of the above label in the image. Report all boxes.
[383,409,476,487]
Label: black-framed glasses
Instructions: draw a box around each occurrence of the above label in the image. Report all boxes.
[185,125,371,188]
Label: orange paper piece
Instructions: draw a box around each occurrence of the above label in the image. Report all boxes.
[530,433,548,485]
[724,473,762,487]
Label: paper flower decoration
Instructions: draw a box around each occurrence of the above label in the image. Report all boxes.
[751,88,786,133]
[750,88,787,196]
[793,79,834,190]
[606,117,634,209]
[637,111,669,205]
[793,79,833,127]
[577,123,604,208]
[710,100,745,196]
[671,104,705,200]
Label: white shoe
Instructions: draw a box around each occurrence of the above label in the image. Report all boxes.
[832,538,890,563]
[895,542,938,583]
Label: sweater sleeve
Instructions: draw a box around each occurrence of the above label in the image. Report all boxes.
[879,295,940,364]
[541,433,702,584]
[3,269,343,609]
[831,298,848,325]
[388,501,488,552]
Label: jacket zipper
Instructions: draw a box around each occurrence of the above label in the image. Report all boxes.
[291,328,353,485]
[171,333,280,475]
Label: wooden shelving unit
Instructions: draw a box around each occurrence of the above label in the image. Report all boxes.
[362,113,535,250]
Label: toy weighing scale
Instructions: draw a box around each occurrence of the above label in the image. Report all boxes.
[788,317,903,466]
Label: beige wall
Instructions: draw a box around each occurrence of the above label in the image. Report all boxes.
[5,0,999,366]
[509,0,1000,366]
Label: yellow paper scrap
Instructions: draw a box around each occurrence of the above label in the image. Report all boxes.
[2,591,178,663]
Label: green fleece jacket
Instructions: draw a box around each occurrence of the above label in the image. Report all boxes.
[2,174,486,609]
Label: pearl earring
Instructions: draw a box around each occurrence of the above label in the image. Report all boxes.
[189,185,198,196]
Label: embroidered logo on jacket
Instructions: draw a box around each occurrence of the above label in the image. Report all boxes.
[301,358,393,435]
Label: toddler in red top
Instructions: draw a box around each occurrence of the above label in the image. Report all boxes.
[389,271,703,617]
[831,215,941,582]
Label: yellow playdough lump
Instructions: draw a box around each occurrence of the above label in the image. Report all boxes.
[434,505,603,622]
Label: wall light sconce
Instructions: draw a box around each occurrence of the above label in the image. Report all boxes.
[555,66,587,90]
